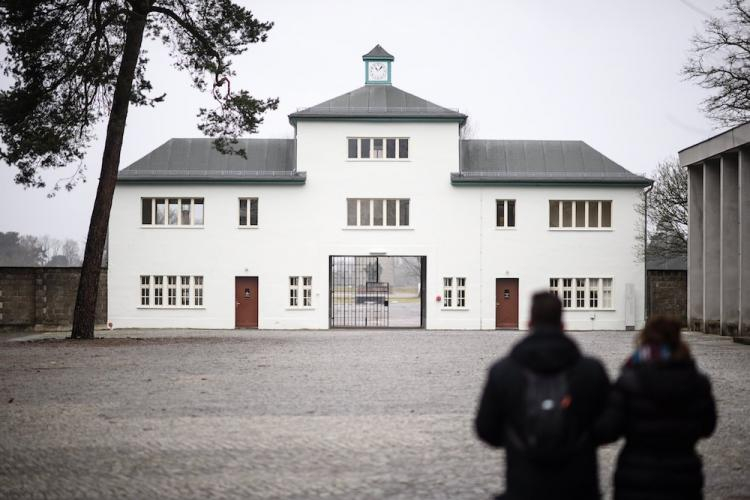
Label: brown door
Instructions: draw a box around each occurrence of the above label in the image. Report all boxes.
[235,277,259,328]
[496,278,519,329]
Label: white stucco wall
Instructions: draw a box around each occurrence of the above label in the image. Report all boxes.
[108,120,646,331]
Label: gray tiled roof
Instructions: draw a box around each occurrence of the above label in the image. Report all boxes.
[363,44,394,60]
[288,85,466,124]
[453,140,651,186]
[117,138,305,183]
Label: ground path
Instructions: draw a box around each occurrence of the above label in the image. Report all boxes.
[0,329,748,499]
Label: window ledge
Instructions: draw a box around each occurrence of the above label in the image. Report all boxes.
[346,159,411,162]
[140,225,204,229]
[441,307,470,311]
[563,308,616,312]
[548,228,612,232]
[495,227,517,231]
[137,306,206,310]
[286,307,315,311]
[342,227,414,231]
[237,226,260,229]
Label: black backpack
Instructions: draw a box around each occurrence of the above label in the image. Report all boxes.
[506,364,583,461]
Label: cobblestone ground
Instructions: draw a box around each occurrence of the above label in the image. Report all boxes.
[0,330,748,499]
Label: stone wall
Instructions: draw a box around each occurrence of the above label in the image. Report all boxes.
[0,268,107,330]
[647,269,687,326]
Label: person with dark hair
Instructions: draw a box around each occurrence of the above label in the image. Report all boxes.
[475,292,610,500]
[595,316,717,500]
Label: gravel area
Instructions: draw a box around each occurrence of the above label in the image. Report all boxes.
[0,329,748,499]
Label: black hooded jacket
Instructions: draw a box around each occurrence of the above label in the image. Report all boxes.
[475,327,610,500]
[594,357,717,500]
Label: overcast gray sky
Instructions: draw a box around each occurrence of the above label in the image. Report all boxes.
[0,0,726,242]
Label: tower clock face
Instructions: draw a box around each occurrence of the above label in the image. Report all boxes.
[368,61,388,81]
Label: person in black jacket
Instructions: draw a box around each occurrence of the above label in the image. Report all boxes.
[595,316,717,500]
[475,292,611,500]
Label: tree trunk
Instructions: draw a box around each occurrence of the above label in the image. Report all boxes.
[70,11,148,339]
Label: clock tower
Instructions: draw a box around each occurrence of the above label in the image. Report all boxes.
[363,44,393,85]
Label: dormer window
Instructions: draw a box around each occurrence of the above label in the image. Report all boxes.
[347,137,409,160]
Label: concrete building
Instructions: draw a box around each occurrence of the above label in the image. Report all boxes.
[680,123,750,337]
[108,46,652,331]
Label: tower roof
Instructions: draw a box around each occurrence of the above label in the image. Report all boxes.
[362,44,394,61]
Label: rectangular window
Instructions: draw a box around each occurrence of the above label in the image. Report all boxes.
[140,275,150,305]
[443,277,453,308]
[238,198,258,227]
[549,201,559,228]
[589,278,599,308]
[141,275,203,308]
[601,201,612,228]
[602,278,613,308]
[142,198,204,226]
[142,199,153,225]
[347,199,410,227]
[399,199,409,226]
[386,199,397,226]
[303,276,312,307]
[549,200,613,229]
[575,201,586,227]
[289,276,312,308]
[347,137,409,159]
[167,276,177,306]
[347,199,358,226]
[562,278,572,308]
[386,138,396,158]
[373,138,384,158]
[194,199,204,225]
[443,277,466,308]
[180,200,191,225]
[289,276,298,307]
[562,201,573,228]
[549,278,559,297]
[373,199,384,226]
[589,201,599,228]
[359,199,371,226]
[576,278,586,307]
[456,277,466,307]
[239,199,247,226]
[194,276,203,306]
[155,199,166,225]
[399,138,409,158]
[551,277,612,310]
[168,199,179,225]
[496,200,516,228]
[180,275,190,306]
[154,276,163,306]
[360,138,370,158]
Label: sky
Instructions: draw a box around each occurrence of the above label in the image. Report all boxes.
[0,0,727,242]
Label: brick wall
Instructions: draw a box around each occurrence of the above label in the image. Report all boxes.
[647,269,687,325]
[0,268,107,330]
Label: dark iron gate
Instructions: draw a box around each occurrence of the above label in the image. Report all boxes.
[330,256,389,327]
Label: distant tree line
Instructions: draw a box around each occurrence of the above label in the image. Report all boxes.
[0,232,91,267]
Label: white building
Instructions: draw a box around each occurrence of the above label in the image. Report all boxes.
[109,45,651,331]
